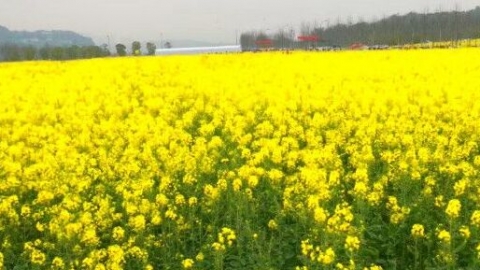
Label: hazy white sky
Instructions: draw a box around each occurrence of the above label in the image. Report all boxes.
[0,0,478,45]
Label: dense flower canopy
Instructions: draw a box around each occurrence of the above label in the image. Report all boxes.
[1,49,480,269]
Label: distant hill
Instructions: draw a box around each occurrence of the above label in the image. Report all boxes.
[0,25,94,47]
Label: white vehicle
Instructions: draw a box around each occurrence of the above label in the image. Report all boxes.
[155,45,241,56]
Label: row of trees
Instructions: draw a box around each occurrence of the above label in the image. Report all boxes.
[0,44,110,62]
[314,6,480,47]
[240,6,480,50]
[0,41,159,62]
[114,41,157,56]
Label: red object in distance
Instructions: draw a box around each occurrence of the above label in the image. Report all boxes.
[255,39,273,46]
[297,35,320,42]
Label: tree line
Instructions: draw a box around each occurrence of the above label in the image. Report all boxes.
[0,41,158,62]
[114,42,157,56]
[315,6,480,47]
[240,6,480,50]
[0,44,110,62]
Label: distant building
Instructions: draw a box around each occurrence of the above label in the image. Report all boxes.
[155,45,241,56]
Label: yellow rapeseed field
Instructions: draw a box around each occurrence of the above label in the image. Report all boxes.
[1,49,480,269]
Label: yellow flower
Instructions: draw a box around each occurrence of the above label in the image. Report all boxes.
[470,210,480,226]
[411,224,425,238]
[93,263,106,270]
[319,247,335,265]
[195,252,204,262]
[301,240,313,256]
[175,194,186,205]
[81,227,100,246]
[268,219,278,230]
[345,236,360,252]
[232,178,242,192]
[36,191,55,205]
[364,264,383,270]
[30,249,46,265]
[188,197,198,206]
[247,175,259,188]
[453,179,468,196]
[128,246,148,261]
[151,214,162,225]
[107,245,125,265]
[20,205,31,217]
[437,230,451,243]
[52,257,65,269]
[434,195,445,208]
[36,222,45,232]
[313,207,328,223]
[182,258,194,269]
[445,199,461,219]
[212,242,225,252]
[129,214,146,231]
[459,226,471,239]
[353,181,368,197]
[477,244,480,259]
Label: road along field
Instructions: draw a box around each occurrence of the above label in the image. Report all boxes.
[1,49,480,269]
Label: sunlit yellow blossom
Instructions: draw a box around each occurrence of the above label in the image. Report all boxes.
[435,195,445,208]
[155,194,169,207]
[107,245,125,266]
[319,247,336,265]
[268,219,278,230]
[182,258,194,269]
[445,199,461,219]
[470,210,480,226]
[128,246,148,261]
[454,179,468,196]
[353,181,368,197]
[437,230,451,243]
[81,227,100,246]
[188,197,198,206]
[196,252,204,262]
[20,205,31,217]
[175,194,186,205]
[30,249,46,265]
[459,226,471,239]
[52,257,65,269]
[232,178,243,192]
[247,175,259,188]
[313,207,328,224]
[129,215,146,231]
[345,236,360,252]
[95,263,107,270]
[411,224,425,238]
[212,242,225,252]
[112,226,125,241]
[301,240,313,256]
[363,264,383,270]
[36,191,55,205]
[151,214,162,225]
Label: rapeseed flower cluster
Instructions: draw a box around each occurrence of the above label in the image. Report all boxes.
[1,48,480,269]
